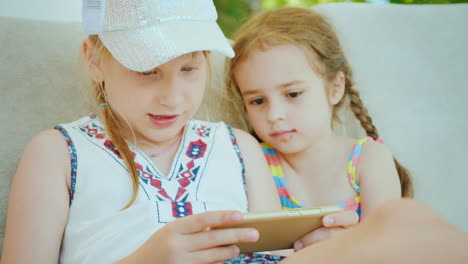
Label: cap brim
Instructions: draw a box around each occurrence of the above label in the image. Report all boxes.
[99,21,234,72]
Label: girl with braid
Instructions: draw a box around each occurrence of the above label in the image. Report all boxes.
[227,7,414,251]
[4,3,467,263]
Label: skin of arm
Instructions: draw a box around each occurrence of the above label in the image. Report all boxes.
[358,141,402,218]
[232,128,281,212]
[1,130,71,264]
[293,140,398,249]
[281,199,468,264]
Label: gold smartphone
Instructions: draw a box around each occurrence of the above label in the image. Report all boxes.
[215,205,344,254]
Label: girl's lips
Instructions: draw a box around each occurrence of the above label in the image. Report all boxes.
[271,130,295,138]
[148,114,179,127]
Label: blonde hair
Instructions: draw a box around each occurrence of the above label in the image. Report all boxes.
[226,7,414,198]
[84,36,212,209]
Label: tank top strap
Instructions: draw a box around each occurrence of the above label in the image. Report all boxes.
[346,137,384,193]
[260,143,285,186]
[260,143,302,208]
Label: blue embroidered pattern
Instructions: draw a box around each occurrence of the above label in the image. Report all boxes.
[55,125,78,205]
[225,253,285,264]
[226,126,247,195]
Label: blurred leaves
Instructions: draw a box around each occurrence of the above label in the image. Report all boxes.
[213,0,253,38]
[214,0,468,37]
[389,0,466,3]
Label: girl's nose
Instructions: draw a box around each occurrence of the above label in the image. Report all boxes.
[158,92,184,107]
[266,103,286,123]
[157,77,184,107]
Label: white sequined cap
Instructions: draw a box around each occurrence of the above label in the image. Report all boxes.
[82,0,234,71]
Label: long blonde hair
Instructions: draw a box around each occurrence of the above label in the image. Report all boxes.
[226,7,413,198]
[84,36,212,209]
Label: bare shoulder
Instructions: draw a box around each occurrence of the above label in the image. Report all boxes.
[230,128,280,211]
[230,128,263,154]
[230,128,265,168]
[357,139,401,217]
[350,137,397,186]
[28,129,69,152]
[358,140,394,170]
[19,129,71,184]
[231,128,259,146]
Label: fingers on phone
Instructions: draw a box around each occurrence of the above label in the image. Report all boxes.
[323,210,359,227]
[296,226,350,249]
[190,245,240,264]
[293,240,304,251]
[191,228,259,250]
[297,226,328,247]
[174,211,244,234]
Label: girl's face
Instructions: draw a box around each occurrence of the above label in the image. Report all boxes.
[98,51,207,145]
[234,44,342,154]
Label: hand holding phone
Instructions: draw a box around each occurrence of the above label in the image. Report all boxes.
[293,209,360,250]
[215,205,344,254]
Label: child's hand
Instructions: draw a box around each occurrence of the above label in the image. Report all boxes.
[293,210,359,251]
[118,210,259,264]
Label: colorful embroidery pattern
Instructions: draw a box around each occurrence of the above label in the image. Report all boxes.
[85,120,214,219]
[80,121,105,140]
[224,253,285,264]
[193,124,211,137]
[186,139,207,159]
[64,116,243,221]
[123,148,200,218]
[55,125,78,205]
[227,126,247,195]
[171,202,193,218]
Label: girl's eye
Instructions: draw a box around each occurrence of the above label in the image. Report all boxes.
[287,91,302,98]
[141,70,154,76]
[249,98,264,105]
[182,66,194,72]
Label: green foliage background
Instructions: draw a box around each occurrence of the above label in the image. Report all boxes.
[213,0,468,37]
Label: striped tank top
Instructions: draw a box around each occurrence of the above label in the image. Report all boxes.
[261,137,383,218]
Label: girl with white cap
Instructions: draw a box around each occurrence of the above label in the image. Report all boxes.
[1,0,284,263]
[4,1,464,264]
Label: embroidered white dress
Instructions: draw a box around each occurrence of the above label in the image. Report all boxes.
[56,114,248,263]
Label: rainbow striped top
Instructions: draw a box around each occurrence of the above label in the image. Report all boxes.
[261,137,383,218]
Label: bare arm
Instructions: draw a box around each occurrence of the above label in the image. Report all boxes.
[293,141,396,249]
[1,130,71,263]
[282,199,468,264]
[359,141,401,218]
[232,128,281,212]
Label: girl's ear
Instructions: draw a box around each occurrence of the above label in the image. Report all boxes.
[82,38,105,82]
[328,71,345,105]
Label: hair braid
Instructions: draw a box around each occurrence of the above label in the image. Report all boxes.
[347,86,379,140]
[347,85,413,197]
